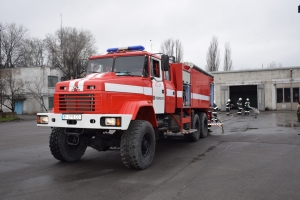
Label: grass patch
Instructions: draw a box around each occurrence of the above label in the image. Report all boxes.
[0,117,20,122]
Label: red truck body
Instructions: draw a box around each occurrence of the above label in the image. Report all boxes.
[37,45,214,169]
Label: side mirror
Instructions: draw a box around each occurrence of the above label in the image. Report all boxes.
[161,55,169,71]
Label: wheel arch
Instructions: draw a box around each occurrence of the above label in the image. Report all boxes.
[119,101,157,127]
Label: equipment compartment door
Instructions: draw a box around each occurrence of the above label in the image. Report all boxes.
[151,58,165,114]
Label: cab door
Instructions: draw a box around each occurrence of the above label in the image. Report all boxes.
[150,57,165,114]
[163,65,175,113]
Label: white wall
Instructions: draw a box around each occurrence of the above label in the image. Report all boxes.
[212,67,300,111]
[1,66,61,114]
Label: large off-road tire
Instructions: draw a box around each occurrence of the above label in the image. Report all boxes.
[120,120,156,170]
[199,112,208,138]
[49,128,87,162]
[185,113,200,142]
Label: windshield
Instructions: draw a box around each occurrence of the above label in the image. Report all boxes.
[114,56,146,76]
[87,56,147,76]
[87,58,114,74]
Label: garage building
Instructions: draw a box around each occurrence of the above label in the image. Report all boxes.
[211,66,300,111]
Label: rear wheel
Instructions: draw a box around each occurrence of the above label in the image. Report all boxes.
[185,113,200,142]
[49,128,87,162]
[199,112,208,138]
[120,120,156,170]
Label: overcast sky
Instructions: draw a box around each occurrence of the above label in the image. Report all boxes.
[1,0,300,70]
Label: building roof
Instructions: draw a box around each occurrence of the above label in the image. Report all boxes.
[211,66,300,74]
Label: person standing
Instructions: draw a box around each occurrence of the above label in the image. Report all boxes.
[244,98,250,115]
[297,102,300,122]
[226,99,231,116]
[237,98,243,115]
[212,101,218,122]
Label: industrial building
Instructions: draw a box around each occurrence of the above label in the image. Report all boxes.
[0,66,61,114]
[211,66,300,111]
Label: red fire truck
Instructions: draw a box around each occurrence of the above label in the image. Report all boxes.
[37,45,215,170]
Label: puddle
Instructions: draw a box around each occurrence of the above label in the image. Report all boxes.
[229,126,259,132]
[276,123,300,127]
[245,127,258,130]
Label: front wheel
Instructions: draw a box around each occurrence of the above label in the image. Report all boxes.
[120,120,156,170]
[49,128,87,162]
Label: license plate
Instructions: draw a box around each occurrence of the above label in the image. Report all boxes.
[62,114,82,120]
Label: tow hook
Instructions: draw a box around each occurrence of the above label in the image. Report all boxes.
[67,134,79,145]
[64,129,84,145]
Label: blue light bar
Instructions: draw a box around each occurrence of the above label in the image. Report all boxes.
[107,45,145,52]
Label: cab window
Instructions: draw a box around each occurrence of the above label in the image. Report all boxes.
[151,59,160,78]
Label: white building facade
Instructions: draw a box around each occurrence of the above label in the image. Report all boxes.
[1,66,61,114]
[212,66,300,111]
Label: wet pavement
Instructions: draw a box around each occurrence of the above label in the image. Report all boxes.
[215,110,300,130]
[1,110,299,200]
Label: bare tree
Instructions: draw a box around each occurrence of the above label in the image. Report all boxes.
[268,61,282,68]
[206,36,220,72]
[18,38,46,67]
[1,69,27,112]
[160,38,183,63]
[27,78,48,112]
[0,23,28,68]
[223,42,233,71]
[45,27,97,79]
[0,72,4,111]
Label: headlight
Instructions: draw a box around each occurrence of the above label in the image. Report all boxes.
[37,116,49,124]
[105,118,116,126]
[101,117,121,126]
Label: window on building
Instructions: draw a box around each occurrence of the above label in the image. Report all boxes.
[276,88,283,103]
[284,88,291,103]
[48,97,54,110]
[293,88,299,102]
[48,76,58,87]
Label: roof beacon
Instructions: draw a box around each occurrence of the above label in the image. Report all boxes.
[107,45,145,53]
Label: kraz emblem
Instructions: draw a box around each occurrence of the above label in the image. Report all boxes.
[72,86,80,91]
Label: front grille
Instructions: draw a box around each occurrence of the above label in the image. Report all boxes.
[59,94,95,112]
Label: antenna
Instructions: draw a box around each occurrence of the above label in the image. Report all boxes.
[60,13,63,48]
[60,13,62,30]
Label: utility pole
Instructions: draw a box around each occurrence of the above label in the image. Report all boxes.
[0,25,1,66]
[0,25,2,111]
[150,40,155,52]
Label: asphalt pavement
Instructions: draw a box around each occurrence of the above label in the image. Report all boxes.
[1,109,300,200]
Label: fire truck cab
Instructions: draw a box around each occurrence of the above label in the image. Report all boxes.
[37,45,214,170]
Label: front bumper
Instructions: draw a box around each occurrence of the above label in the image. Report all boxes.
[36,113,132,130]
